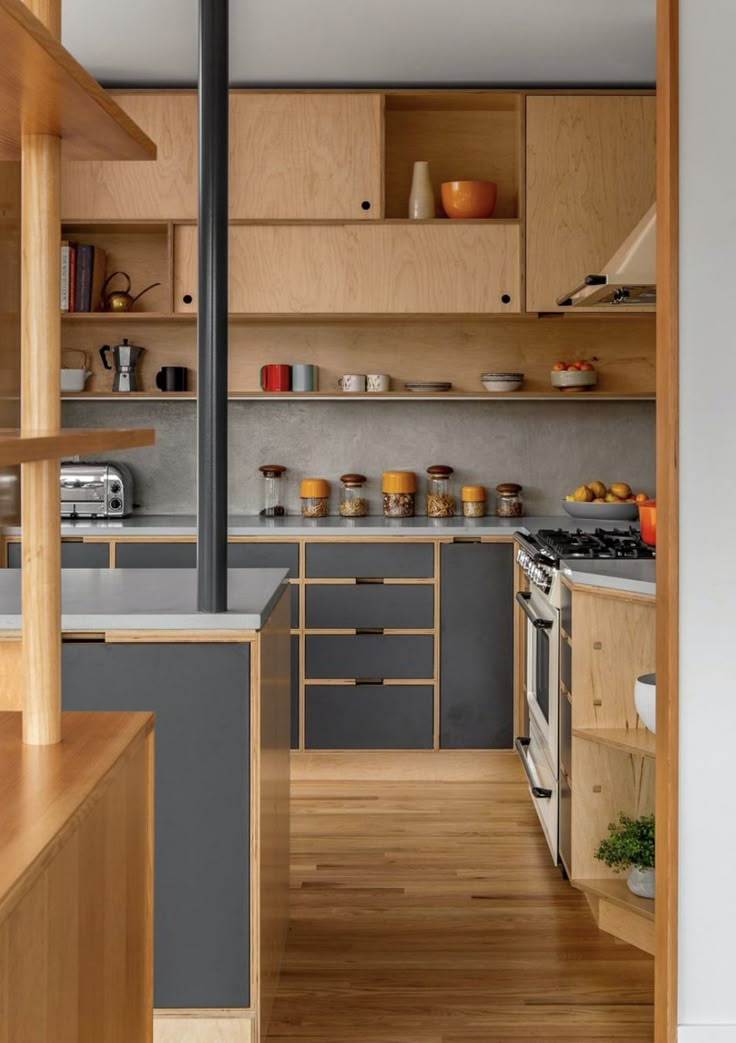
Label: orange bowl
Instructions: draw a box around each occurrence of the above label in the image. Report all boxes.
[441,180,497,219]
[638,499,657,546]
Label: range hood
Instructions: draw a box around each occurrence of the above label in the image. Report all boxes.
[557,203,656,308]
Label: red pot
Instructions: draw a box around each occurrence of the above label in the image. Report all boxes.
[638,499,657,546]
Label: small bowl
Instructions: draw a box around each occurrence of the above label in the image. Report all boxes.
[60,368,92,392]
[441,180,497,219]
[551,369,598,391]
[635,673,656,733]
[562,499,639,521]
[481,373,524,392]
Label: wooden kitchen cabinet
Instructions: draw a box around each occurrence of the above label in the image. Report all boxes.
[229,93,382,219]
[174,222,521,315]
[525,95,656,312]
[61,92,198,220]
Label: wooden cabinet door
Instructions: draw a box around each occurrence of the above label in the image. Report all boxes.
[229,93,382,219]
[61,92,197,220]
[526,95,656,312]
[174,223,520,315]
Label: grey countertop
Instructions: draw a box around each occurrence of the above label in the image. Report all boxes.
[4,513,643,538]
[560,559,656,597]
[0,568,289,631]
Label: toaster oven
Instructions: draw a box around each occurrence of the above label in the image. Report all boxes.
[60,462,135,518]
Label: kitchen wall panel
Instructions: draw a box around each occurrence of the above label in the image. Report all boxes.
[61,399,656,516]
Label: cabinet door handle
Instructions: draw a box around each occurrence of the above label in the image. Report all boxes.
[355,678,383,686]
[355,627,384,635]
[514,737,552,799]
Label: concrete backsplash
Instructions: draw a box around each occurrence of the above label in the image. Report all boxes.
[62,399,656,516]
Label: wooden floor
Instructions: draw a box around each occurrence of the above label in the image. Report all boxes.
[267,774,654,1043]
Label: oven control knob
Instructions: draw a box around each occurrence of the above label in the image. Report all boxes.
[109,480,121,494]
[109,497,122,512]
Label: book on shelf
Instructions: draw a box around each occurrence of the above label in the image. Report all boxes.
[60,242,106,313]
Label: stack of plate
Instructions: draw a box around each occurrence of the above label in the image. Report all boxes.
[481,371,524,392]
[404,381,453,393]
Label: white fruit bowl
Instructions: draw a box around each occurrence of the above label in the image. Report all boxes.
[562,499,639,521]
[635,673,656,733]
[550,369,598,391]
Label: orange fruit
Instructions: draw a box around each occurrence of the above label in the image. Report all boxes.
[551,361,567,371]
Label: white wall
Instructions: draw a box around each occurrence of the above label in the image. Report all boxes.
[679,2,736,1039]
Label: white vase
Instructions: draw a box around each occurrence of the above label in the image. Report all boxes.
[627,865,655,899]
[634,673,656,733]
[408,161,435,219]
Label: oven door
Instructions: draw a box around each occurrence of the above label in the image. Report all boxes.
[515,723,559,863]
[516,588,559,774]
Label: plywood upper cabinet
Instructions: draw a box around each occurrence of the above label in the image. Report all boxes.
[229,93,382,219]
[525,95,656,312]
[61,92,198,220]
[174,223,520,315]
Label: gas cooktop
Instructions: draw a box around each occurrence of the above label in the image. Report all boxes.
[534,527,655,561]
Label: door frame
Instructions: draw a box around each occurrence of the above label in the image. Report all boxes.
[655,1,678,1041]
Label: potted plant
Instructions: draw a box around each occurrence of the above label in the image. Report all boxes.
[595,813,655,899]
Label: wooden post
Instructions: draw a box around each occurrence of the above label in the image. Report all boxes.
[20,0,62,745]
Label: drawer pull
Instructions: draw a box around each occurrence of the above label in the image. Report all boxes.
[356,627,384,635]
[355,678,384,686]
[356,577,384,585]
[452,537,482,544]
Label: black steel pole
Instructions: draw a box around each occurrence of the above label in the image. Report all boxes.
[197,0,229,611]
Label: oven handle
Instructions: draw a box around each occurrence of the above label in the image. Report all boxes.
[514,737,553,799]
[515,591,554,630]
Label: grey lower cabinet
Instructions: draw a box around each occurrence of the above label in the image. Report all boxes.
[305,634,434,680]
[439,542,514,748]
[305,685,433,749]
[62,641,252,1010]
[7,540,110,568]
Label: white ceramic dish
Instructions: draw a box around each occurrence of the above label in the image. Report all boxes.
[550,369,598,390]
[482,376,524,392]
[634,673,656,733]
[60,368,92,392]
[562,499,639,521]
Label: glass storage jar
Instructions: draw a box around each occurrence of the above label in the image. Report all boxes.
[495,482,524,518]
[382,470,417,518]
[258,464,287,517]
[300,478,330,518]
[461,484,486,518]
[339,474,368,517]
[426,465,455,517]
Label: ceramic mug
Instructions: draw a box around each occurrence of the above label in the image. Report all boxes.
[338,373,367,393]
[260,364,291,392]
[366,373,390,392]
[292,363,318,392]
[156,366,188,392]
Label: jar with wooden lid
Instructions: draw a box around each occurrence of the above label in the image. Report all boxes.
[496,482,524,517]
[461,484,486,518]
[301,478,330,518]
[426,465,455,517]
[339,474,368,517]
[258,464,287,517]
[382,470,416,518]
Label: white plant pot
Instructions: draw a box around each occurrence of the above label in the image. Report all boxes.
[627,865,655,899]
[635,672,656,733]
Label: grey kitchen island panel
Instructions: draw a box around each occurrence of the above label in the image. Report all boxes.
[62,641,251,1009]
[440,542,513,748]
[7,540,110,569]
[305,685,434,749]
[305,583,434,630]
[305,633,434,679]
[116,540,197,568]
[305,542,434,578]
[291,634,299,748]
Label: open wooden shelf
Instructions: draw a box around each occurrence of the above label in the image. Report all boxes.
[573,727,656,758]
[572,878,655,921]
[61,391,656,403]
[0,427,155,465]
[0,0,155,161]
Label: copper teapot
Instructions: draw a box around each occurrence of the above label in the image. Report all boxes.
[101,271,161,313]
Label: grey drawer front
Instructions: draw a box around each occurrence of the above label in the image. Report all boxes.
[228,541,299,576]
[305,583,433,629]
[306,685,433,749]
[560,637,572,693]
[305,634,434,679]
[7,541,110,569]
[560,691,572,780]
[116,541,197,568]
[62,641,251,1008]
[305,542,434,578]
[291,634,300,749]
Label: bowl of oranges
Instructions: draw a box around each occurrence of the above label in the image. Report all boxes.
[562,481,650,520]
[550,360,597,391]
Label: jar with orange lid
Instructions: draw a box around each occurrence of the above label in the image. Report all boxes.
[495,482,524,518]
[461,484,486,518]
[382,470,416,518]
[426,464,455,517]
[300,478,330,518]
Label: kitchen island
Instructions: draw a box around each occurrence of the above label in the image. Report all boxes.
[0,567,291,1043]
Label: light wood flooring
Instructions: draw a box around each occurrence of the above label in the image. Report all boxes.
[267,773,654,1043]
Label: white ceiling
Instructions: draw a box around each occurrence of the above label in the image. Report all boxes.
[61,0,656,88]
